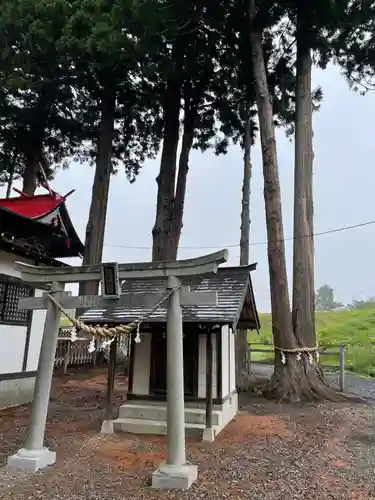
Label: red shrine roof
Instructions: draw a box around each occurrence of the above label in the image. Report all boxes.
[0,191,66,219]
[0,187,84,262]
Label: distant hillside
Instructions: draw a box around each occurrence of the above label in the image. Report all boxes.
[248,308,375,376]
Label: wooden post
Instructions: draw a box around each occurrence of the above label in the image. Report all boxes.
[203,331,214,442]
[339,344,345,392]
[92,337,98,367]
[248,343,252,375]
[101,338,117,433]
[63,341,70,375]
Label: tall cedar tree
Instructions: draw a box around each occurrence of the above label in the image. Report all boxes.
[151,0,239,261]
[61,0,161,297]
[0,0,81,194]
[248,0,296,399]
[252,0,351,400]
[333,1,375,93]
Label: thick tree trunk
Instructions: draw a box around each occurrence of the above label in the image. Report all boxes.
[292,20,315,347]
[22,154,40,195]
[79,90,116,297]
[270,15,339,401]
[248,0,293,350]
[236,109,253,391]
[248,2,340,401]
[168,98,197,261]
[152,78,181,262]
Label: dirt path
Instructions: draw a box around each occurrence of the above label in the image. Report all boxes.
[0,367,374,499]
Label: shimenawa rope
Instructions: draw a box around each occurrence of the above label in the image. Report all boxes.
[274,345,319,365]
[47,285,179,339]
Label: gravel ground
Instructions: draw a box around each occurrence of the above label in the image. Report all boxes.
[251,363,375,400]
[0,367,375,499]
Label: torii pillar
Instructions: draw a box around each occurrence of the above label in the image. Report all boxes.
[6,251,228,491]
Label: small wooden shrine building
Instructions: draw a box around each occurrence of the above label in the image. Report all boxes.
[0,187,83,409]
[80,264,260,439]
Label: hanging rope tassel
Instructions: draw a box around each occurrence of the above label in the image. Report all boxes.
[88,337,96,353]
[70,327,77,343]
[134,323,141,344]
[275,345,319,365]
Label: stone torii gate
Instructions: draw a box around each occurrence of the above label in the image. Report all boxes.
[7,250,228,490]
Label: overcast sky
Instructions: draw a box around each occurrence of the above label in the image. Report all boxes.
[4,64,375,312]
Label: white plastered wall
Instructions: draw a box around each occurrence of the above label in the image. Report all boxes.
[197,333,217,398]
[26,289,46,371]
[221,325,236,397]
[0,252,47,409]
[132,333,152,395]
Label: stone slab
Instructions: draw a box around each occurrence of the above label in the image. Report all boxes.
[100,420,114,434]
[152,462,198,490]
[202,427,216,443]
[7,447,56,472]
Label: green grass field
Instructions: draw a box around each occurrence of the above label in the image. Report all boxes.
[60,317,72,328]
[60,307,375,376]
[248,308,375,377]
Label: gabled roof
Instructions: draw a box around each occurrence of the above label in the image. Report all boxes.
[0,192,64,218]
[0,190,84,259]
[79,265,260,330]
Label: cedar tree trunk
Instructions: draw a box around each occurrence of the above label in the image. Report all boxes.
[247,3,339,401]
[292,21,315,347]
[22,154,40,195]
[248,0,293,355]
[152,78,181,262]
[236,109,253,391]
[168,95,197,261]
[79,89,116,297]
[277,14,338,401]
[6,151,17,198]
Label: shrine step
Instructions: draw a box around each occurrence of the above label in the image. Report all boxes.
[113,417,216,438]
[118,403,221,426]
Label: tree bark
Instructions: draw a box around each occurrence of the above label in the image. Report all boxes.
[248,0,293,352]
[22,154,40,195]
[6,151,17,198]
[239,111,252,266]
[168,95,197,261]
[248,2,340,401]
[79,89,116,297]
[236,108,253,391]
[152,78,181,262]
[292,16,315,347]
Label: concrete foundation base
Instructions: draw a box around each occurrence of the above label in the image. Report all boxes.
[152,462,198,490]
[100,420,114,434]
[7,447,56,472]
[202,427,216,443]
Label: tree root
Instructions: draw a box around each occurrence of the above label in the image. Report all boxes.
[236,369,258,393]
[263,356,347,403]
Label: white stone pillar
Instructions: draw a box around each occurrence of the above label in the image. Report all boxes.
[8,282,64,472]
[152,275,197,489]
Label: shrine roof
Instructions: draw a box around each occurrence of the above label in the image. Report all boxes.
[0,190,84,260]
[79,265,260,330]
